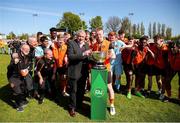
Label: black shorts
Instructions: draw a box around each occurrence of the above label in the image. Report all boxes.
[134,62,147,74]
[145,64,166,76]
[57,66,67,75]
[123,63,135,76]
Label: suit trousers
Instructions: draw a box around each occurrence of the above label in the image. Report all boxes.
[68,73,88,109]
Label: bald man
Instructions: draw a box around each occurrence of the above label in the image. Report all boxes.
[7,44,33,112]
[35,48,56,104]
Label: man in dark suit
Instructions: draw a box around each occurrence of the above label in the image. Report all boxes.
[67,30,92,117]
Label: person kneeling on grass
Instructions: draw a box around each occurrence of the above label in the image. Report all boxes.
[7,44,33,112]
[36,48,56,104]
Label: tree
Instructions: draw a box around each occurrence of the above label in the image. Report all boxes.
[128,22,132,36]
[153,22,156,38]
[137,23,140,35]
[131,24,141,39]
[132,33,141,39]
[140,22,145,35]
[105,16,121,33]
[56,12,86,34]
[171,35,180,41]
[132,24,137,35]
[166,27,172,40]
[19,33,29,40]
[6,32,16,39]
[89,16,103,30]
[161,24,166,37]
[120,17,131,34]
[82,21,88,30]
[148,23,152,38]
[157,22,161,35]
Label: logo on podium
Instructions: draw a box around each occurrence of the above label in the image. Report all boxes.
[94,88,104,98]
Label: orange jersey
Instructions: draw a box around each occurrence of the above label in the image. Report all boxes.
[91,39,111,71]
[146,43,156,65]
[133,47,148,65]
[91,39,110,52]
[52,42,67,68]
[168,51,180,71]
[154,44,168,69]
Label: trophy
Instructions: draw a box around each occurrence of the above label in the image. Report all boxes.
[91,51,107,70]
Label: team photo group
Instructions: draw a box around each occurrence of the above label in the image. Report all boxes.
[4,26,180,117]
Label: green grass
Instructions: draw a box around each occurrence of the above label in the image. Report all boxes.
[0,54,180,122]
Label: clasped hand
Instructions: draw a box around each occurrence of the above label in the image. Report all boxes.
[83,49,92,56]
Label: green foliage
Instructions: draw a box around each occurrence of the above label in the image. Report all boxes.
[153,22,156,38]
[149,23,167,39]
[130,23,143,39]
[6,32,16,39]
[19,33,29,40]
[128,22,132,36]
[161,24,166,37]
[56,12,87,34]
[148,23,152,38]
[157,22,161,35]
[132,33,142,39]
[120,17,131,34]
[54,12,178,39]
[140,22,145,35]
[89,16,103,30]
[82,20,88,30]
[137,23,140,35]
[166,27,172,40]
[171,35,180,41]
[132,24,137,36]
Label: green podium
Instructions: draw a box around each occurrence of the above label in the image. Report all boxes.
[91,69,108,120]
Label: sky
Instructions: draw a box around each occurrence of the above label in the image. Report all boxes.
[0,0,180,36]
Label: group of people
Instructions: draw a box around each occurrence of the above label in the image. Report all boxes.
[6,27,180,117]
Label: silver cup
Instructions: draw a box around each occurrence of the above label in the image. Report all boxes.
[91,51,107,69]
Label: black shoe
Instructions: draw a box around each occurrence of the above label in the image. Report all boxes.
[162,97,170,102]
[16,106,24,112]
[69,108,76,117]
[33,91,40,98]
[21,100,29,108]
[38,98,44,104]
[27,95,33,100]
[145,91,151,97]
[114,88,120,93]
